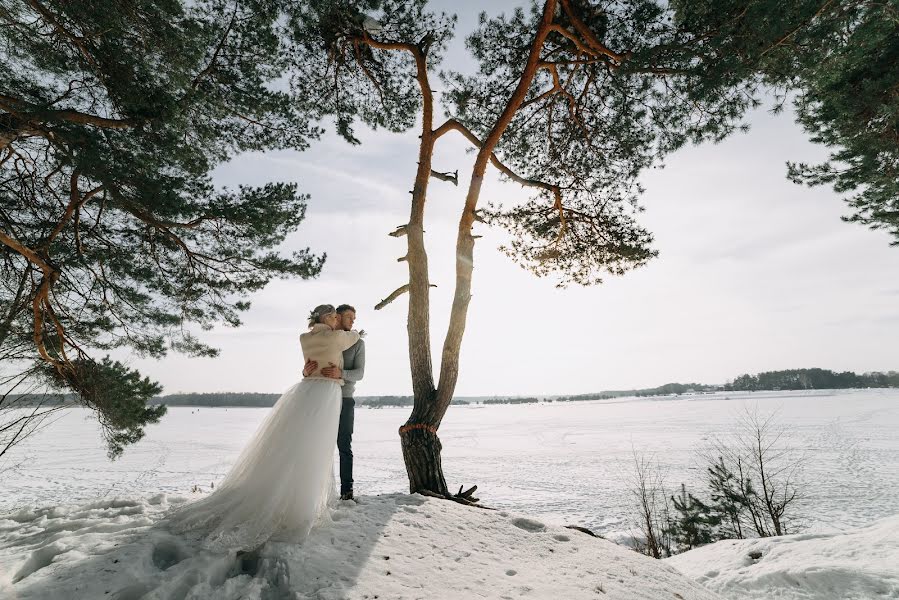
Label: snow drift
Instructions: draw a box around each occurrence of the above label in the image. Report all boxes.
[0,492,719,599]
[666,514,899,600]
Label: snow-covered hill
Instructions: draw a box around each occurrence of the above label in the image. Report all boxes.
[666,515,899,600]
[5,491,897,600]
[0,493,719,599]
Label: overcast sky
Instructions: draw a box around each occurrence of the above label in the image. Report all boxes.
[132,1,899,397]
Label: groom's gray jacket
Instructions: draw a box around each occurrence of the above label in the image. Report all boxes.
[341,339,365,399]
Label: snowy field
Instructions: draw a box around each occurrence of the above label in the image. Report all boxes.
[2,388,898,542]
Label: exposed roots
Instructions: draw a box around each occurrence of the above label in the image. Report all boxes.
[415,484,495,510]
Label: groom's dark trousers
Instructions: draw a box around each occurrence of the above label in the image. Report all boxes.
[337,398,354,495]
[338,337,364,496]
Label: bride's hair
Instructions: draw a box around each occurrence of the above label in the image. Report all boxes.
[307,304,335,328]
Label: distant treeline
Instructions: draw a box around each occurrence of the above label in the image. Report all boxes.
[483,397,540,405]
[726,368,899,391]
[555,382,718,402]
[147,392,279,407]
[7,368,896,408]
[358,396,470,408]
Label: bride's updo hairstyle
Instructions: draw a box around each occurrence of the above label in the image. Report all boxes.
[308,304,336,328]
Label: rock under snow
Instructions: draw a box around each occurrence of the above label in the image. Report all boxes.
[0,493,720,599]
[666,515,899,600]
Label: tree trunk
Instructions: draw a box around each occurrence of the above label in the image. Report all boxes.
[389,42,447,495]
[360,35,452,496]
[401,3,557,496]
[399,423,448,495]
[405,47,436,413]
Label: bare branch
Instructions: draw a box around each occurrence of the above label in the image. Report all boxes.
[430,169,458,185]
[558,0,629,63]
[0,230,52,273]
[374,284,410,310]
[0,94,136,130]
[547,24,598,57]
[357,32,421,56]
[374,282,436,310]
[26,0,99,69]
[45,170,102,246]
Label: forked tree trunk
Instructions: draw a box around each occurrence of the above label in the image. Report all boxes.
[431,1,557,453]
[369,3,557,497]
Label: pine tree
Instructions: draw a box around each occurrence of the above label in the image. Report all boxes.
[672,0,899,244]
[667,483,720,552]
[1,0,324,458]
[708,456,748,539]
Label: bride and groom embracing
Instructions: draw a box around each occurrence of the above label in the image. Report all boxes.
[168,303,366,551]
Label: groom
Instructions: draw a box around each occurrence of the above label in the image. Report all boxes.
[303,304,365,501]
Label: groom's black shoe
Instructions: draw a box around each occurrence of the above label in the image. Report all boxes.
[340,491,354,501]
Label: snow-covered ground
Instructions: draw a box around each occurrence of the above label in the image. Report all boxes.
[2,389,898,599]
[0,493,721,600]
[667,514,899,600]
[3,389,898,542]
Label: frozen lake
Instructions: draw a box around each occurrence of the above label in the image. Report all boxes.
[2,388,897,540]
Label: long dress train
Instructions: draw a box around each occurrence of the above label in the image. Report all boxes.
[166,378,342,551]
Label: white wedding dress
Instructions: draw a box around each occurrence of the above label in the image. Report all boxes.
[167,325,361,551]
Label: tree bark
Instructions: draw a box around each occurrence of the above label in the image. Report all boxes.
[362,34,445,494]
[399,423,447,495]
[404,43,437,416]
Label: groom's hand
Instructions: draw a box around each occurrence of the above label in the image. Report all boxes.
[321,363,342,379]
[303,359,317,377]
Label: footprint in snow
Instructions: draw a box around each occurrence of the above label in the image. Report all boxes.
[151,537,189,571]
[511,517,546,533]
[12,541,68,583]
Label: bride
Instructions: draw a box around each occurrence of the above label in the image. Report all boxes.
[167,304,361,551]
